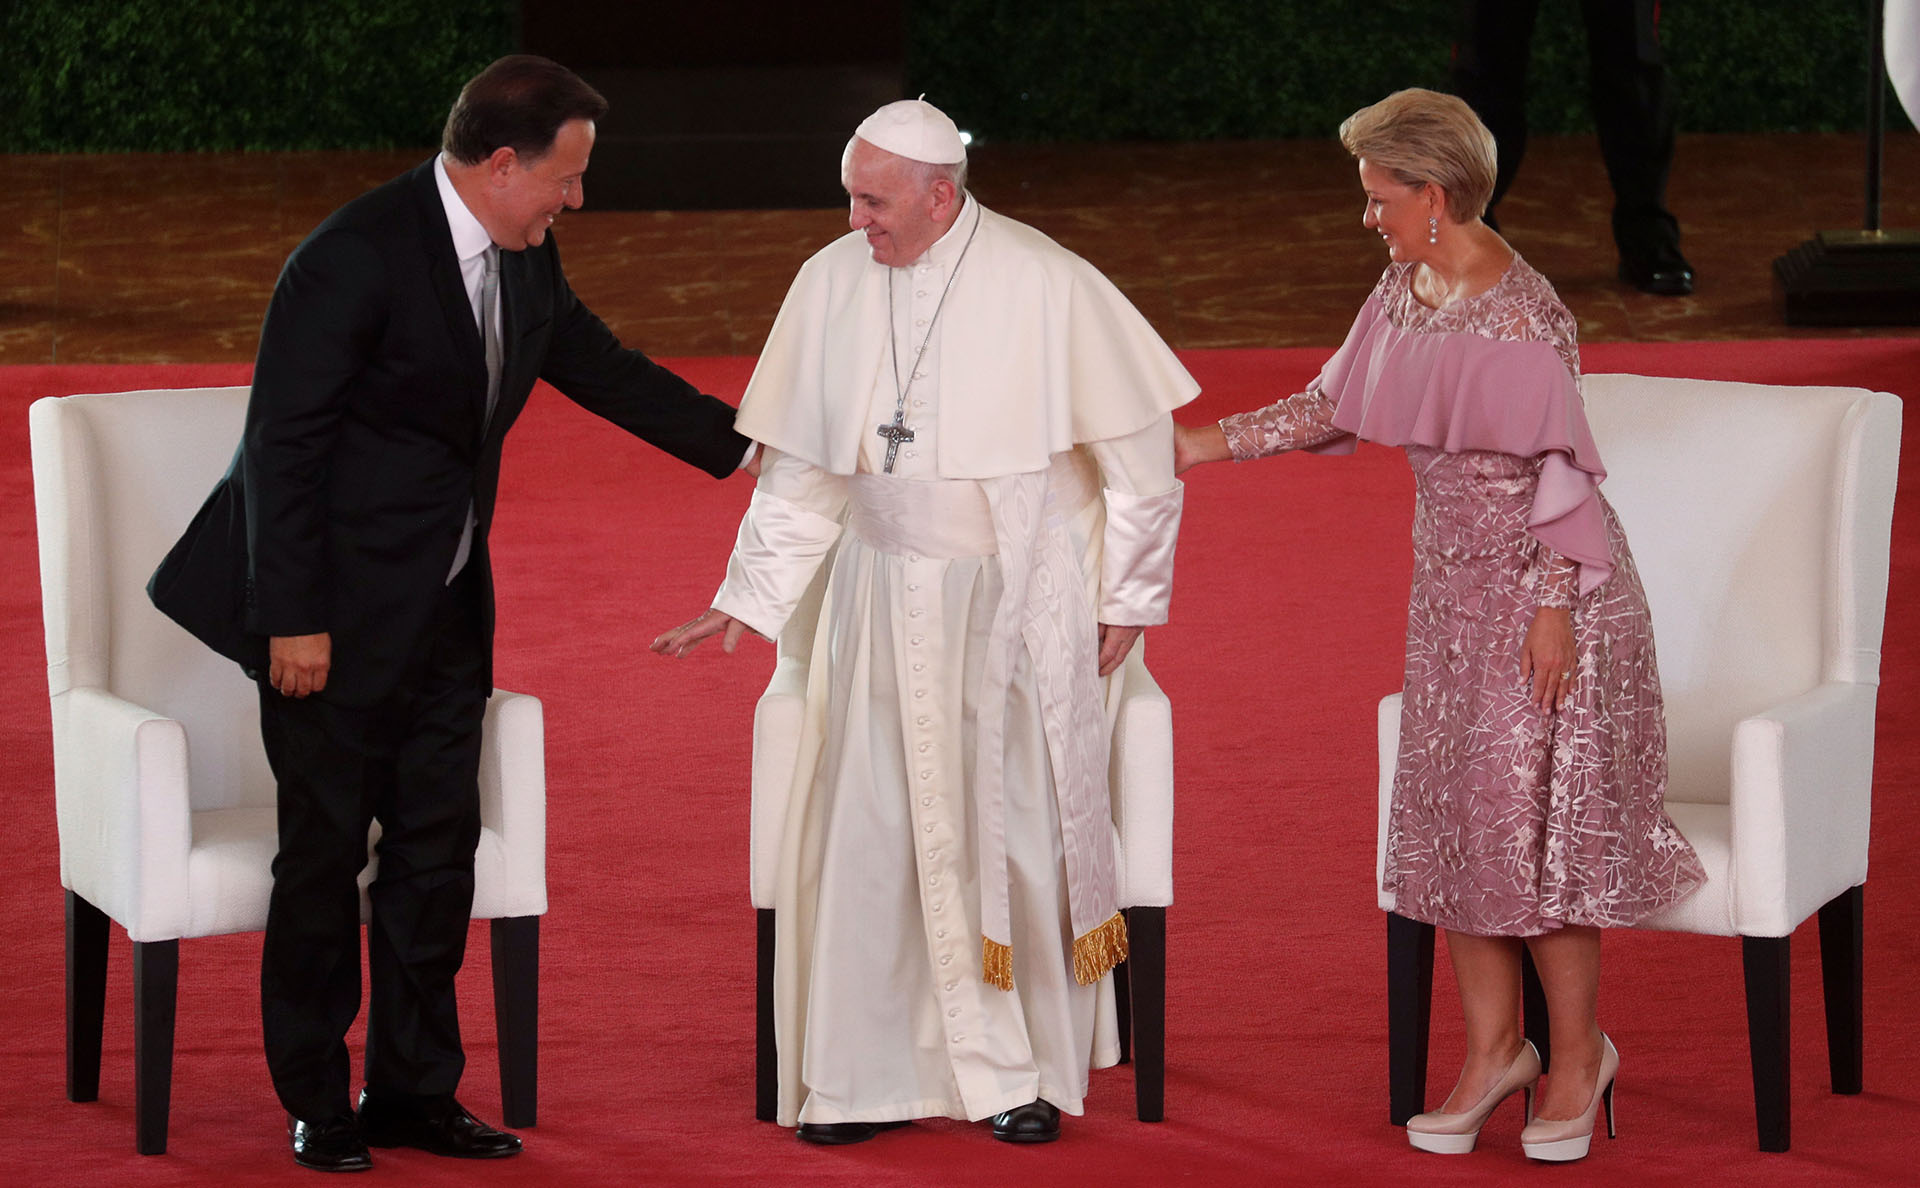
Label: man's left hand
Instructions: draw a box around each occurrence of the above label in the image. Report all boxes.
[1097,624,1143,677]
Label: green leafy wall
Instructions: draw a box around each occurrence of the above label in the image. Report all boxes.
[2,1,1901,152]
[910,0,1905,141]
[4,0,514,151]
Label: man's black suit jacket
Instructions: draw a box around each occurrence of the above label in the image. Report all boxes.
[150,160,748,706]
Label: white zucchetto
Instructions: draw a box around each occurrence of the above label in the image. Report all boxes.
[853,98,967,165]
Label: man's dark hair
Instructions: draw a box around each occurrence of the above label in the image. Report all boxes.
[442,55,609,165]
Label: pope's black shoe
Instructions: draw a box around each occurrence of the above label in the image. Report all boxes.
[991,1100,1060,1144]
[289,1116,373,1172]
[797,1120,910,1145]
[356,1090,522,1159]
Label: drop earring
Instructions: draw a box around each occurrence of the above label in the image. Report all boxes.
[1428,216,1439,245]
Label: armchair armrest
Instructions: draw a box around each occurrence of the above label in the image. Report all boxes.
[479,689,546,914]
[1375,692,1403,911]
[1730,680,1878,936]
[1112,653,1174,908]
[750,656,809,908]
[52,686,192,941]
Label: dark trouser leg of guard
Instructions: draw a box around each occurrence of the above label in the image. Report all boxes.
[1581,0,1681,263]
[1452,0,1542,225]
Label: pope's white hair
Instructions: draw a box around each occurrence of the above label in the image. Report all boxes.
[843,136,969,196]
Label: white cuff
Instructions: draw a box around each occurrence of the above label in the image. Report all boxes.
[1099,483,1183,626]
[712,487,843,640]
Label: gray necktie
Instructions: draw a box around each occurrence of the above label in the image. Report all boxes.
[481,246,503,429]
[450,248,500,582]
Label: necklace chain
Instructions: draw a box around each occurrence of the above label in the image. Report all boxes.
[878,202,982,473]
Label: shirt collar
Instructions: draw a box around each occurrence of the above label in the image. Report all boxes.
[434,153,495,264]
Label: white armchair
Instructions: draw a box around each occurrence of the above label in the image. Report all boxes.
[1376,374,1901,1152]
[750,542,1175,1123]
[29,387,549,1155]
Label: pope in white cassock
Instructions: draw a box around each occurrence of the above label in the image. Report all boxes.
[653,98,1198,1145]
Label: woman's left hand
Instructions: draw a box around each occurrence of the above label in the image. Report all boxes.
[1520,607,1576,711]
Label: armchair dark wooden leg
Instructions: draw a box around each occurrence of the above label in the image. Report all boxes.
[133,939,178,1156]
[1742,935,1792,1153]
[1387,912,1435,1126]
[1817,884,1864,1096]
[1124,906,1165,1122]
[755,908,777,1123]
[1112,951,1133,1065]
[490,915,539,1129]
[1520,945,1550,1073]
[66,891,109,1104]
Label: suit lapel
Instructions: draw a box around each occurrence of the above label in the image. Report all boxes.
[412,164,490,427]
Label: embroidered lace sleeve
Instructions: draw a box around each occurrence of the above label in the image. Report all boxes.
[1219,387,1346,461]
[1530,542,1580,609]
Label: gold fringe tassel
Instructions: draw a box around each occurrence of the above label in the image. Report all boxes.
[982,936,1014,991]
[1071,912,1130,986]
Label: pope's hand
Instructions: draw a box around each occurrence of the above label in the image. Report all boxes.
[651,609,759,658]
[1097,623,1143,677]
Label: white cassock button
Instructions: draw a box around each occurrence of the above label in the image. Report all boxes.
[908,553,921,562]
[928,875,939,887]
[917,742,931,753]
[914,689,927,699]
[940,954,953,965]
[915,318,927,327]
[908,584,921,592]
[919,770,932,780]
[910,636,924,646]
[948,1007,961,1018]
[916,290,928,298]
[945,981,957,991]
[910,609,924,618]
[912,663,926,673]
[936,928,947,938]
[917,716,929,726]
[926,849,937,859]
[921,797,933,806]
[923,823,934,832]
[951,1034,965,1043]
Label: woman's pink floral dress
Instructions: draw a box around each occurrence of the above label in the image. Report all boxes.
[1222,258,1705,936]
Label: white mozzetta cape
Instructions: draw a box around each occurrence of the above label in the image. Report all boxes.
[735,202,1200,474]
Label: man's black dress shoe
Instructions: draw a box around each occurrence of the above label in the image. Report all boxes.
[991,1099,1060,1143]
[356,1091,522,1159]
[796,1120,910,1145]
[1619,250,1695,297]
[289,1116,373,1173]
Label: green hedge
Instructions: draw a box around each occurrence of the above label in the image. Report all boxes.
[909,0,1908,141]
[3,0,513,151]
[2,1,1904,151]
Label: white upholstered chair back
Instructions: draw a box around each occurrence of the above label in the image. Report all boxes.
[33,387,271,814]
[1581,374,1896,808]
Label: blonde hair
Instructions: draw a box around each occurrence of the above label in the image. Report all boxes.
[1338,88,1497,223]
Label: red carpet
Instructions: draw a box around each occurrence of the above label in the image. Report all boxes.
[2,339,1917,1186]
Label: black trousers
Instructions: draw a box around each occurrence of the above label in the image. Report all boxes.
[257,569,488,1123]
[1453,0,1679,260]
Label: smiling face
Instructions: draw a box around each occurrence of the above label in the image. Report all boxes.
[484,117,594,250]
[842,137,958,267]
[1357,158,1439,264]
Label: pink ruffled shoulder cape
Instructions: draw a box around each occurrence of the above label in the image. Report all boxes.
[1306,280,1613,595]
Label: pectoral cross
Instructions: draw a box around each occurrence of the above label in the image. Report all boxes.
[876,413,916,474]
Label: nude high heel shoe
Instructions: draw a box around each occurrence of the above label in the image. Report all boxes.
[1405,1040,1542,1154]
[1520,1033,1619,1162]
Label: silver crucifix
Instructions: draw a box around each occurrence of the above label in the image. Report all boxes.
[876,414,916,474]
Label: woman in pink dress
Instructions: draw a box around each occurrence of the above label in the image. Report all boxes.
[1177,89,1704,1162]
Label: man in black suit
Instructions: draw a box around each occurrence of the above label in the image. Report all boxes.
[1453,0,1695,296]
[149,55,751,1172]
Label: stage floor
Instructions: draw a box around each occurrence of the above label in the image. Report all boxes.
[5,131,1919,365]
